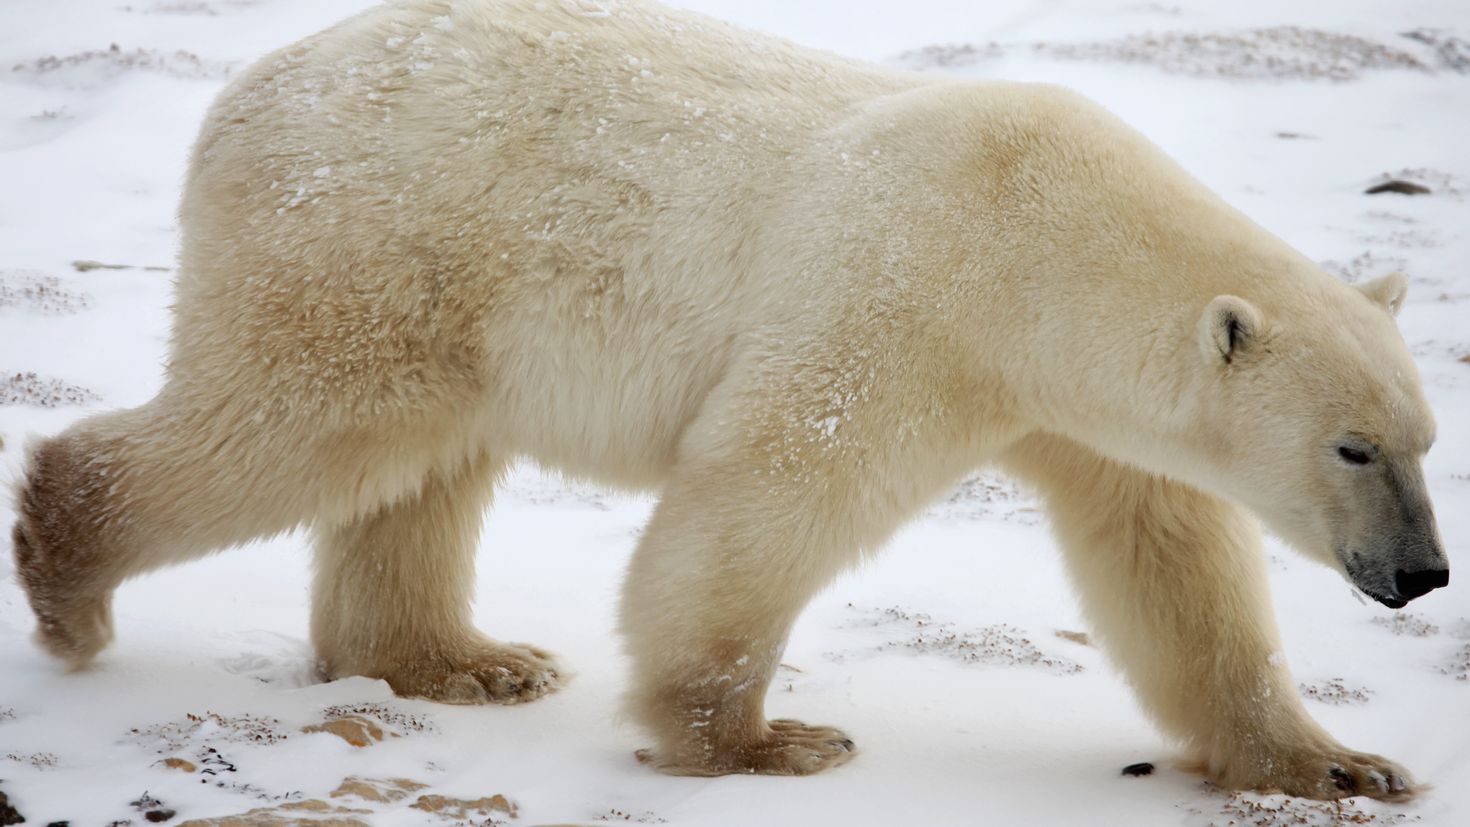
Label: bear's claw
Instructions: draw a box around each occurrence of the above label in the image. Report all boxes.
[374,639,564,705]
[640,719,857,776]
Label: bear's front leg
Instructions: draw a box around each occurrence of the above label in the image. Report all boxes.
[1003,434,1415,801]
[618,363,978,775]
[619,456,863,776]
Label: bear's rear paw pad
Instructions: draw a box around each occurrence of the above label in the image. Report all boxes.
[384,640,564,705]
[641,719,857,776]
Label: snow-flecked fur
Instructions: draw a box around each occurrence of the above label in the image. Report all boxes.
[11,0,1445,799]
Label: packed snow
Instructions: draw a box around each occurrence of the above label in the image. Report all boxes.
[1,1,1467,825]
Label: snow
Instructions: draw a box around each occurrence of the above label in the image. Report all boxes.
[1,1,1467,825]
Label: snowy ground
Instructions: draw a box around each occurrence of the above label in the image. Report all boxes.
[1,1,1468,825]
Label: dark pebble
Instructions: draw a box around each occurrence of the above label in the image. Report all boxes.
[1122,762,1155,777]
[1365,180,1432,195]
[0,791,24,827]
[144,810,176,823]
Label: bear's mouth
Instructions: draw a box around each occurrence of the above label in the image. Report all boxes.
[1358,589,1408,610]
[1341,554,1410,609]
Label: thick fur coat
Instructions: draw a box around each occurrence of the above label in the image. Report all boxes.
[12,0,1446,799]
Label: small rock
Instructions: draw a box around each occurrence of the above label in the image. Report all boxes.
[1365,180,1431,195]
[277,800,371,816]
[302,716,384,747]
[1122,762,1155,777]
[178,803,370,827]
[0,791,24,827]
[1055,629,1092,646]
[159,758,197,773]
[411,794,517,820]
[145,811,176,823]
[330,777,427,804]
[72,259,128,271]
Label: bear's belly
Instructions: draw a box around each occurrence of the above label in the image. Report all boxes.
[483,310,740,490]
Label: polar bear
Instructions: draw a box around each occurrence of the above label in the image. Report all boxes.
[11,0,1447,800]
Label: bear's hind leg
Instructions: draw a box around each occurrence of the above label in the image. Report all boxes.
[13,397,330,667]
[310,453,562,704]
[1002,433,1414,801]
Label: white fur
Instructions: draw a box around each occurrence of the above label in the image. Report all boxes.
[11,0,1440,796]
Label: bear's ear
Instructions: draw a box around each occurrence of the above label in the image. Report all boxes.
[1198,295,1262,365]
[1356,272,1408,317]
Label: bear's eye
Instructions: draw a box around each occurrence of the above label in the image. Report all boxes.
[1337,446,1373,465]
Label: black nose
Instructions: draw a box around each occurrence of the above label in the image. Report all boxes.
[1395,567,1449,601]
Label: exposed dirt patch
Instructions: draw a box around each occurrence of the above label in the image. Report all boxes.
[902,27,1432,81]
[1438,644,1470,681]
[0,371,101,407]
[131,711,291,752]
[1355,225,1442,250]
[120,1,264,14]
[0,270,89,314]
[1036,27,1429,80]
[900,42,1005,69]
[502,470,612,510]
[929,473,1041,524]
[321,702,435,734]
[598,808,669,823]
[2,751,59,769]
[1183,789,1420,825]
[1371,613,1440,638]
[1318,251,1407,284]
[839,605,1084,674]
[12,43,233,86]
[1401,28,1470,73]
[1298,678,1374,706]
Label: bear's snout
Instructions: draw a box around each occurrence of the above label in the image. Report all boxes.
[1343,537,1448,609]
[1394,566,1449,601]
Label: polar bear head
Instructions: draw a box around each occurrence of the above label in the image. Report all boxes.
[1189,272,1447,607]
